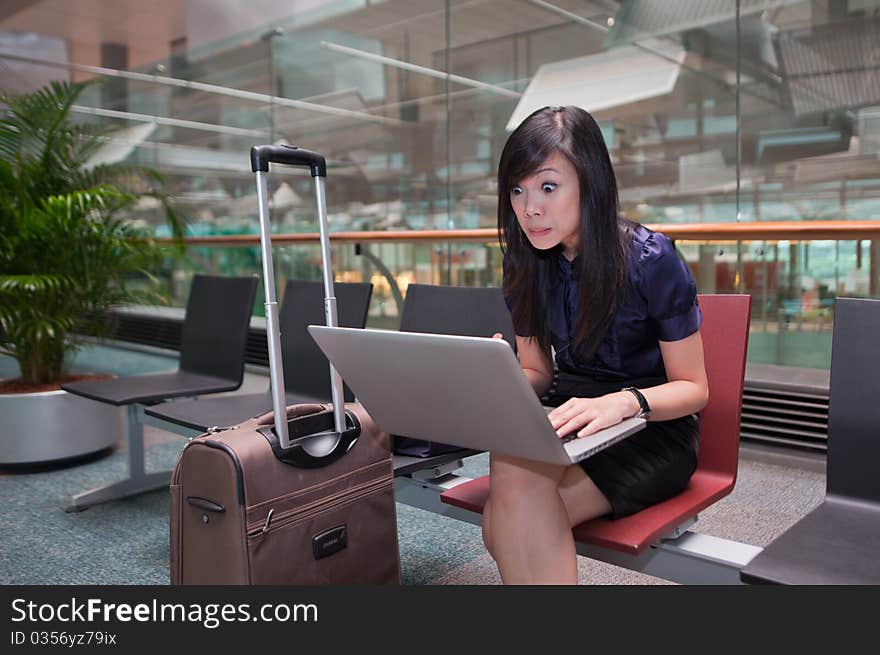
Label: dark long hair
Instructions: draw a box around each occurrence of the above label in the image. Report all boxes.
[498,105,630,359]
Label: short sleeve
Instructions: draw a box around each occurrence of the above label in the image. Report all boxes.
[638,232,702,342]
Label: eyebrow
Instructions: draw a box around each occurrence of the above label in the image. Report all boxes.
[512,167,560,187]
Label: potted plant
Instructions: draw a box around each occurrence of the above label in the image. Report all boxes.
[0,80,181,464]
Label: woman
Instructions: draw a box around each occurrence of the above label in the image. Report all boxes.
[484,106,708,584]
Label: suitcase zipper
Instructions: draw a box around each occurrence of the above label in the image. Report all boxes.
[261,508,274,533]
[185,425,235,442]
[247,476,391,537]
[247,459,391,512]
[206,424,237,434]
[250,476,391,536]
[268,477,392,535]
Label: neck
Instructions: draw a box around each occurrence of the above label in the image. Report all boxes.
[561,235,579,261]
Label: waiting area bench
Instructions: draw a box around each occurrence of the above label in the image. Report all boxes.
[61,275,258,511]
[143,280,373,434]
[740,297,880,584]
[433,294,761,583]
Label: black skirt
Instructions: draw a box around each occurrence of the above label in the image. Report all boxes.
[546,371,699,520]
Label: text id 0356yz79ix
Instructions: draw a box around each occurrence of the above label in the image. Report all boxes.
[10,630,117,647]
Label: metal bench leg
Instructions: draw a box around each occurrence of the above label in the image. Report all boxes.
[66,405,173,512]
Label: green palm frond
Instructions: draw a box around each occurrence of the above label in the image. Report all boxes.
[0,273,72,292]
[0,82,182,385]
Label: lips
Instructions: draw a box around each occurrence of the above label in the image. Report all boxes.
[527,227,552,236]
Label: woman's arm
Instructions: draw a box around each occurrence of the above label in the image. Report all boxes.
[515,334,555,396]
[548,330,708,437]
[640,330,708,421]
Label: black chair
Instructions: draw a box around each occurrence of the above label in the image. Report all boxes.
[740,297,880,584]
[61,274,258,510]
[144,280,372,433]
[398,284,515,347]
[391,284,515,476]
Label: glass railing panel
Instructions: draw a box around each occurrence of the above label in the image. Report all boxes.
[155,230,879,370]
[155,239,505,331]
[676,237,877,369]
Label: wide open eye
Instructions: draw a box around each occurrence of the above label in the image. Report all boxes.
[510,185,524,196]
[541,182,557,193]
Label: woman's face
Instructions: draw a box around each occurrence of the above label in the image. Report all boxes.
[509,151,581,260]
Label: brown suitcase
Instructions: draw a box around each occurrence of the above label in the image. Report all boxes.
[170,402,399,584]
[170,145,400,584]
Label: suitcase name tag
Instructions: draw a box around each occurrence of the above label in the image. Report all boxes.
[313,525,348,560]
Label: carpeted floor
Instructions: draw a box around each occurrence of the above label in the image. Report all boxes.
[1,345,828,585]
[0,427,825,585]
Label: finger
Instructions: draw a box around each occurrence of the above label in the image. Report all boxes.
[577,416,616,437]
[548,402,579,427]
[556,412,594,437]
[548,397,590,422]
[491,332,503,339]
[557,418,589,438]
[547,397,578,418]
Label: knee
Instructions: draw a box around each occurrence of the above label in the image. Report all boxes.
[489,453,564,502]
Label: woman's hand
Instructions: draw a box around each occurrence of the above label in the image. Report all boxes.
[547,392,639,438]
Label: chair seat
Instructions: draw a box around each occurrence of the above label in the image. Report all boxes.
[144,390,328,432]
[61,371,241,406]
[740,498,880,584]
[440,469,735,554]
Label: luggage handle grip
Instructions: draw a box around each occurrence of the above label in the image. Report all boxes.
[186,496,225,513]
[259,409,361,469]
[250,144,326,177]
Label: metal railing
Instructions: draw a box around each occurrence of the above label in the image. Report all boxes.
[155,220,880,247]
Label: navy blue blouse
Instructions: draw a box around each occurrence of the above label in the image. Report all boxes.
[505,224,701,380]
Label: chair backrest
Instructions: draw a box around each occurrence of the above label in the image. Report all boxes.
[279,280,373,400]
[826,297,880,502]
[399,284,515,347]
[179,274,258,381]
[696,294,752,477]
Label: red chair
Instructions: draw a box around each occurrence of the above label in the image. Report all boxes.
[440,294,752,555]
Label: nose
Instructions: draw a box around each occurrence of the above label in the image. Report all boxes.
[524,195,542,218]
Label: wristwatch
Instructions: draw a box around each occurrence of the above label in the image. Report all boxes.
[621,387,651,419]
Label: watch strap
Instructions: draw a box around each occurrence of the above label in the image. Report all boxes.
[621,386,651,419]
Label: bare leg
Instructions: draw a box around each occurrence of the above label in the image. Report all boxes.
[484,452,577,584]
[482,495,495,558]
[557,464,613,527]
[482,454,614,585]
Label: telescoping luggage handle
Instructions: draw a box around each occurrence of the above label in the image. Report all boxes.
[250,145,358,467]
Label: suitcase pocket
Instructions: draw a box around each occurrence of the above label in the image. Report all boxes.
[246,477,398,584]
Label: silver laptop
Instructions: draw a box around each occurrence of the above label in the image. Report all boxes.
[307,325,645,465]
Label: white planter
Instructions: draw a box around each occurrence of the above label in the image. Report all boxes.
[0,388,123,465]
